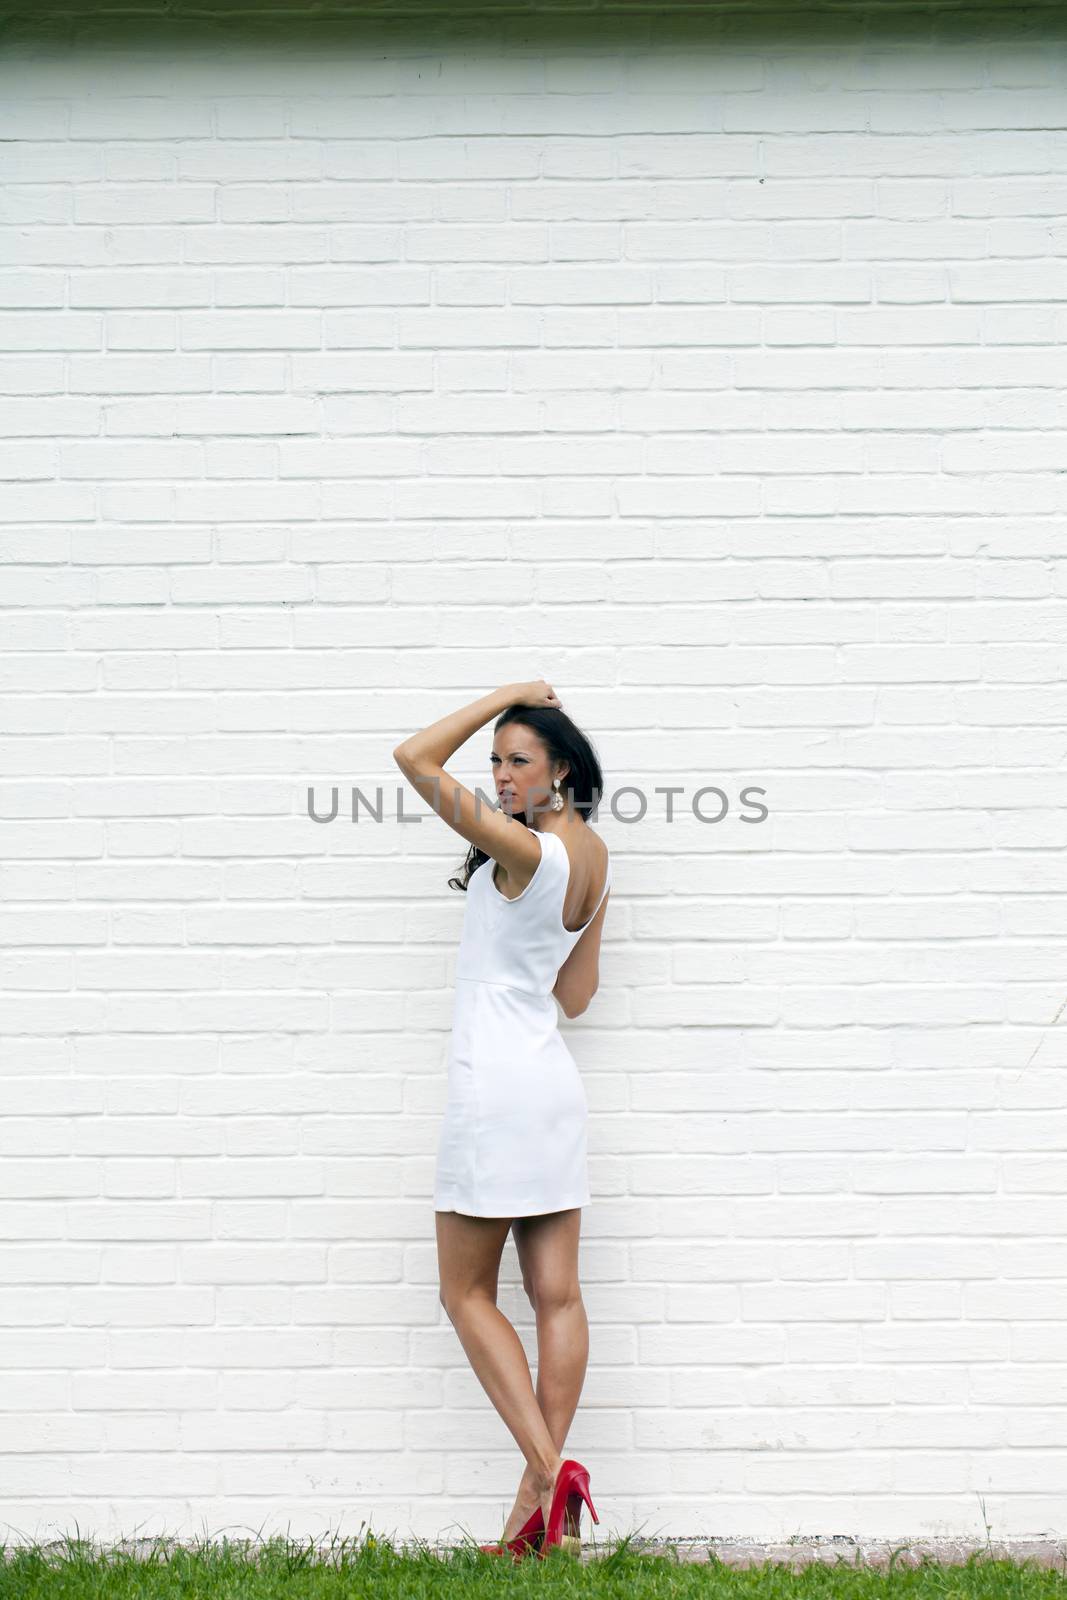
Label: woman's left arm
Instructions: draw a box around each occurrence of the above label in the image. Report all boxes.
[392,680,558,870]
[552,888,610,1017]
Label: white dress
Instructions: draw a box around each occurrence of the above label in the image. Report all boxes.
[433,827,612,1218]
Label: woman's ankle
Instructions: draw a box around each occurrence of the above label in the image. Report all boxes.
[531,1454,564,1497]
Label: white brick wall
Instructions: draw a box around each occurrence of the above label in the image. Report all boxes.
[1,1,1066,1547]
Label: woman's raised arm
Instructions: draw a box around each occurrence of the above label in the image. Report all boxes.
[392,679,560,870]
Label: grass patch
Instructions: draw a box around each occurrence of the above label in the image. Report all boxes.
[0,1535,1064,1599]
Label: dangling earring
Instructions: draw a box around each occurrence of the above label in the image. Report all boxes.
[551,778,564,812]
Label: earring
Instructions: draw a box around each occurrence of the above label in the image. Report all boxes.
[551,778,564,813]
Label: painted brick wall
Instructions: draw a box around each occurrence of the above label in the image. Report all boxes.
[1,1,1066,1548]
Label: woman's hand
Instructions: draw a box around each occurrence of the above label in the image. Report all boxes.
[509,679,563,710]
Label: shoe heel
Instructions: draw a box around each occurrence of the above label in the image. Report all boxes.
[573,1470,599,1525]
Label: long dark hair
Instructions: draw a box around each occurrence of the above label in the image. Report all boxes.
[447,703,605,892]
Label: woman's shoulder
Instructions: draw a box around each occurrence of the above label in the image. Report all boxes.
[552,825,609,876]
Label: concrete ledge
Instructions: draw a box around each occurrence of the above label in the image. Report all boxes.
[535,1535,1067,1570]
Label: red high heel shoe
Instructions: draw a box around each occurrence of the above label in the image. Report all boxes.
[478,1504,544,1562]
[538,1458,599,1558]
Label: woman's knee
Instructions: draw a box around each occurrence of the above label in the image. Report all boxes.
[525,1276,582,1316]
[439,1282,497,1322]
[439,1283,466,1324]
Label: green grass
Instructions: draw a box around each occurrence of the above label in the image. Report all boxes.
[0,1536,1064,1600]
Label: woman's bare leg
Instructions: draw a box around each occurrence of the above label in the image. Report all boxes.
[507,1208,588,1539]
[435,1209,563,1533]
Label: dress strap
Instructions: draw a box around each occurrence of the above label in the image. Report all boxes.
[591,851,612,914]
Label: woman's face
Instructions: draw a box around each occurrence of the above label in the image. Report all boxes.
[491,726,565,821]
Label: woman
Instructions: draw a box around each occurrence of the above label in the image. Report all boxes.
[392,679,608,1560]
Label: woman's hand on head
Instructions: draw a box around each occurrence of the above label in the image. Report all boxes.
[509,679,563,710]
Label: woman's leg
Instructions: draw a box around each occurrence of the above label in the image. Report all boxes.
[435,1209,563,1531]
[507,1207,588,1538]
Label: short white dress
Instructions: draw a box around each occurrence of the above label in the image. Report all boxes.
[434,827,611,1218]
